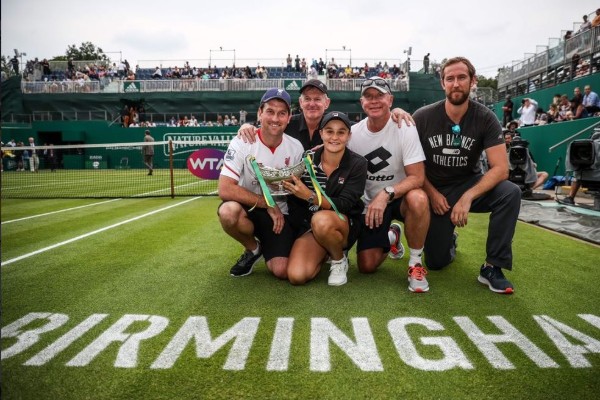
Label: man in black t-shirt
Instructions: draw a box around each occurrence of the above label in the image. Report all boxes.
[413,57,521,294]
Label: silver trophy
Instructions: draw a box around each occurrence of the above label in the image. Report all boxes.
[256,160,306,196]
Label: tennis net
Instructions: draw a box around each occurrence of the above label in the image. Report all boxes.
[1,139,230,198]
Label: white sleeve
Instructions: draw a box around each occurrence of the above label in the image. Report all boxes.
[400,125,426,166]
[220,137,247,181]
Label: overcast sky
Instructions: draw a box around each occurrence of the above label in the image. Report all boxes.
[1,0,597,77]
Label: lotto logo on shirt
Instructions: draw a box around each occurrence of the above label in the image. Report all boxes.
[187,149,224,179]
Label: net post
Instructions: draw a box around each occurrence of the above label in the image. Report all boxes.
[169,139,174,198]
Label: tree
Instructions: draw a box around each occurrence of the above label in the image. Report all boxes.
[1,55,13,77]
[476,75,498,90]
[52,41,109,62]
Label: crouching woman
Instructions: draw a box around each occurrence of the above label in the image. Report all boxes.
[284,112,367,286]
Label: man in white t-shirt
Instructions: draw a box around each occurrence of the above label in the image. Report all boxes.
[348,77,431,293]
[218,88,304,279]
[517,97,538,127]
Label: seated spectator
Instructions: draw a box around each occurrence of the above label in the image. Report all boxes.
[571,96,589,119]
[572,87,583,103]
[582,85,600,114]
[189,115,199,127]
[546,103,561,123]
[552,93,561,106]
[558,95,571,119]
[564,110,575,121]
[152,67,162,79]
[230,115,239,125]
[223,115,231,126]
[578,60,590,77]
[172,67,182,79]
[534,107,548,125]
[126,70,136,80]
[255,65,264,79]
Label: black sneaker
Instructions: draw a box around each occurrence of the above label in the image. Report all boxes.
[478,265,514,294]
[558,196,574,205]
[230,248,262,277]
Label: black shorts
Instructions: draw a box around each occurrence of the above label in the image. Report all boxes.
[356,198,404,253]
[218,202,296,262]
[289,209,361,251]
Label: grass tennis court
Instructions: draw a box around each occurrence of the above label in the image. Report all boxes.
[1,196,599,399]
[1,169,218,198]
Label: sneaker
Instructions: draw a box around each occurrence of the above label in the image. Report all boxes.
[478,264,514,294]
[559,196,574,205]
[230,246,262,277]
[408,264,429,293]
[328,257,348,286]
[388,222,405,259]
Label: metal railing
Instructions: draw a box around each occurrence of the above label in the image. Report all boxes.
[498,25,600,89]
[20,77,410,95]
[21,80,102,94]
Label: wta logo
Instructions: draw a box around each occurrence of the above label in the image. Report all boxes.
[187,149,225,179]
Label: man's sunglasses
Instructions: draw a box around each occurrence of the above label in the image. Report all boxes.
[361,78,391,92]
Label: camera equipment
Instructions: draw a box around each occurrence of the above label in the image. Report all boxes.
[508,137,532,196]
[508,137,551,200]
[566,130,600,210]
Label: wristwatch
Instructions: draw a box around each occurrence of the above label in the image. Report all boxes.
[384,186,395,202]
[307,192,316,204]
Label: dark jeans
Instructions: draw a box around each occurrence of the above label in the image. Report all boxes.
[424,176,521,270]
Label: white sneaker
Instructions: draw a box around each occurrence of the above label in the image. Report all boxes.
[328,256,348,286]
[388,222,405,259]
[408,264,429,293]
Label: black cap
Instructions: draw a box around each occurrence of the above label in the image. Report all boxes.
[300,79,328,94]
[320,111,351,130]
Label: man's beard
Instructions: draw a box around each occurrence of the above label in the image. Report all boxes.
[447,90,470,106]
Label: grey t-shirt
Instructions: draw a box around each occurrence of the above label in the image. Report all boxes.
[413,99,504,187]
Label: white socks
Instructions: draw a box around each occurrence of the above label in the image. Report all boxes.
[408,247,424,267]
[250,242,261,256]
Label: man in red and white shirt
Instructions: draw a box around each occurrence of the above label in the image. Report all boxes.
[218,88,304,279]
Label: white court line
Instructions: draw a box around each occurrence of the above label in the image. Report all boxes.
[2,199,122,225]
[2,196,202,266]
[3,181,208,224]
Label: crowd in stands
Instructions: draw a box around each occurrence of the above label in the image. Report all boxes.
[14,51,411,84]
[120,104,243,128]
[505,84,600,129]
[133,57,409,81]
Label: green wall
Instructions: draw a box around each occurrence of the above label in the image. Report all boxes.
[492,74,600,123]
